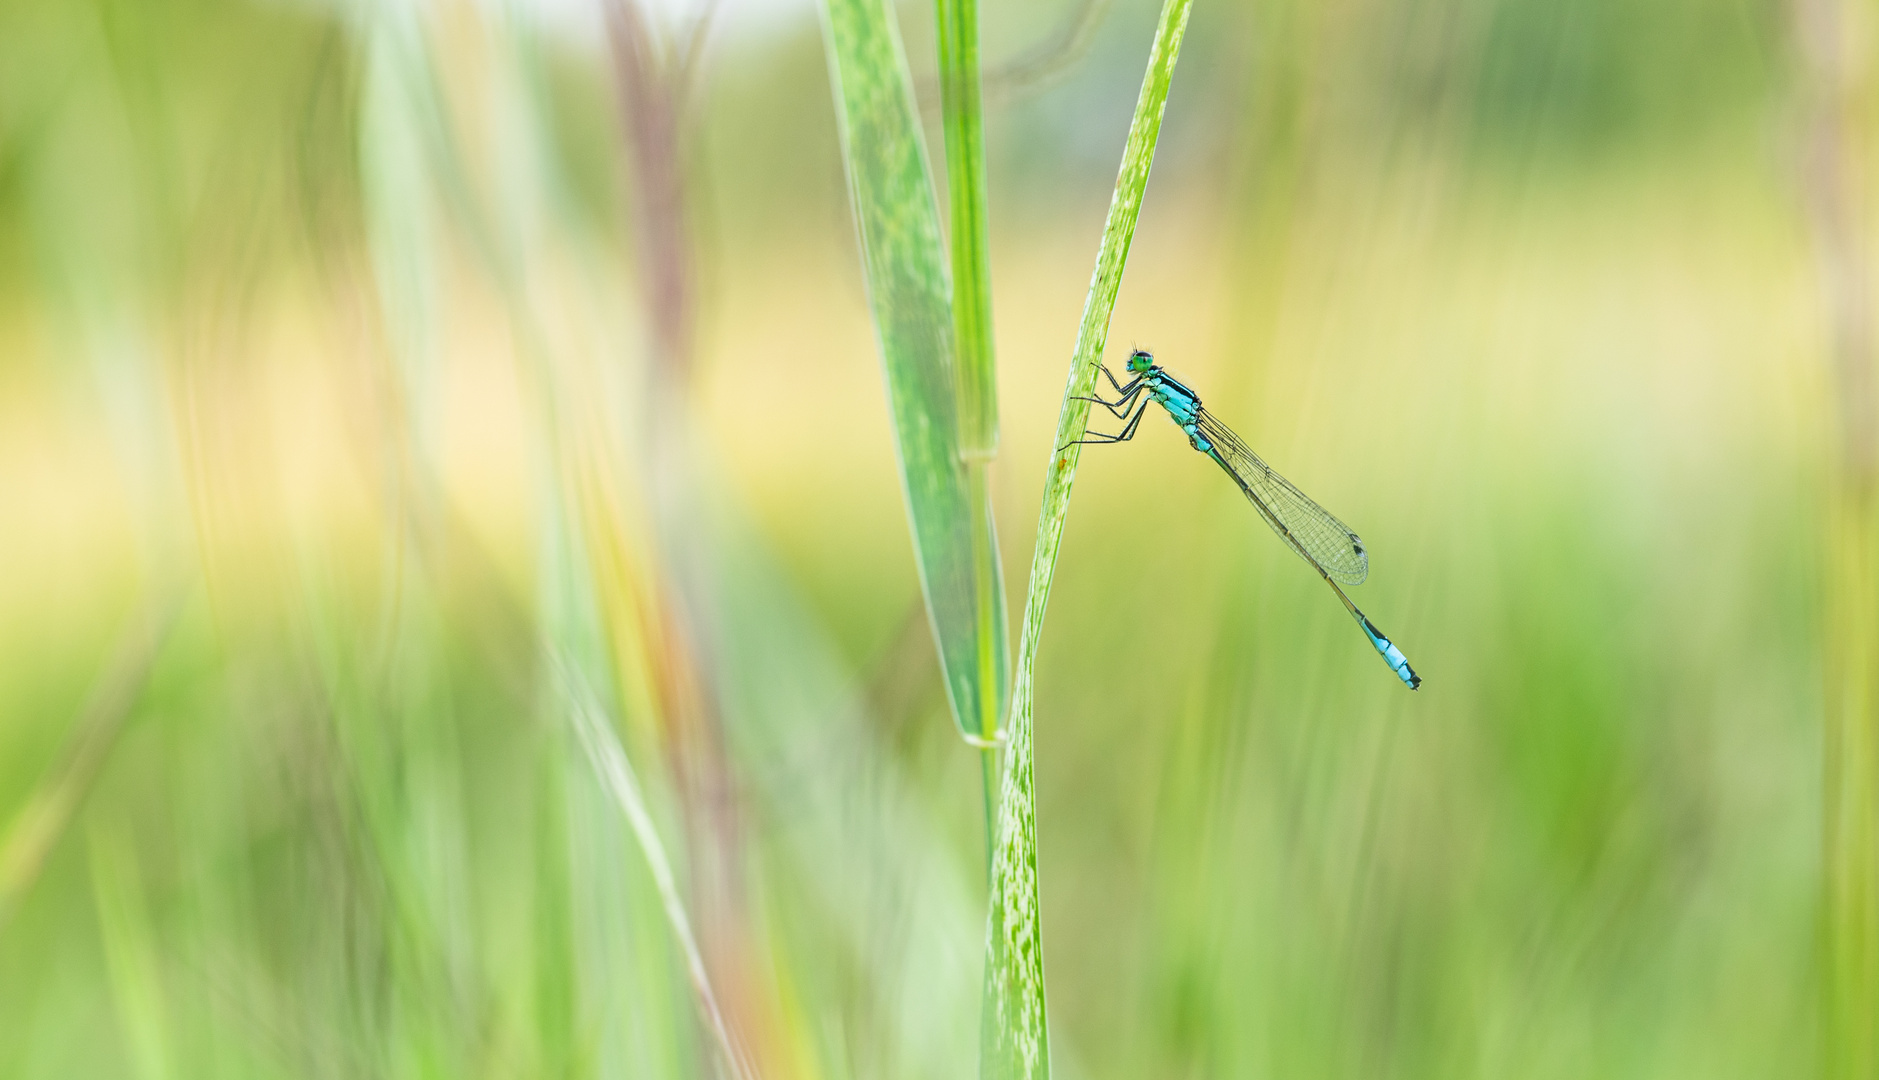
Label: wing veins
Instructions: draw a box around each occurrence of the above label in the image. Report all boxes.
[1197,409,1369,585]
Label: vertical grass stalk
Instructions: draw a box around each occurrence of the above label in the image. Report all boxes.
[561,658,756,1080]
[817,0,1009,768]
[1796,1,1879,1075]
[935,0,996,461]
[935,0,1009,841]
[1825,512,1879,1080]
[0,586,187,931]
[982,2,1192,1076]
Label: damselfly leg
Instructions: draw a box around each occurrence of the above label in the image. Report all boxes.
[1061,395,1151,451]
[1073,364,1148,419]
[1083,364,1145,411]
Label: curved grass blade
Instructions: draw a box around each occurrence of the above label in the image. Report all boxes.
[818,0,1008,752]
[983,1,1193,1077]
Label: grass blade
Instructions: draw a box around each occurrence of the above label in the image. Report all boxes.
[819,0,1006,751]
[982,1,1193,1076]
[0,585,187,931]
[1796,0,1879,1072]
[934,0,1010,826]
[88,827,172,1080]
[560,657,756,1080]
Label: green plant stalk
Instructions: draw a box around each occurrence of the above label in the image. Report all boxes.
[88,827,171,1080]
[971,465,1003,852]
[935,0,1008,847]
[562,658,755,1080]
[935,0,997,461]
[818,0,1007,762]
[982,1,1192,1076]
[1825,498,1879,1080]
[1796,4,1879,1074]
[0,584,186,932]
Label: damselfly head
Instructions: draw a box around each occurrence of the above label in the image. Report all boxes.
[1127,349,1155,374]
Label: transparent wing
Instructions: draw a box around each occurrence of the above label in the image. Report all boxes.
[1196,409,1370,585]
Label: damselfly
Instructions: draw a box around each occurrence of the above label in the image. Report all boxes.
[1069,349,1421,689]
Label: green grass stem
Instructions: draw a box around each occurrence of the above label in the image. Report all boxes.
[87,827,172,1080]
[561,657,755,1080]
[1796,7,1879,1073]
[817,0,1010,761]
[935,0,997,462]
[934,0,1010,847]
[982,2,1192,1076]
[0,585,186,932]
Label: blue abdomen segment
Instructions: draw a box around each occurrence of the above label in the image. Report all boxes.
[1150,378,1213,452]
[1358,615,1422,690]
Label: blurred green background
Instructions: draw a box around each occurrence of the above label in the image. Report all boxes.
[0,0,1840,1076]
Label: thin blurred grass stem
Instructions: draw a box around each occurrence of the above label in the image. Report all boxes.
[0,581,189,933]
[918,0,1118,115]
[604,15,790,1071]
[1796,0,1879,1074]
[982,1,1191,1076]
[88,826,171,1080]
[561,658,757,1080]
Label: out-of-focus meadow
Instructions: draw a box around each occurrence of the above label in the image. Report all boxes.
[0,0,1845,1076]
